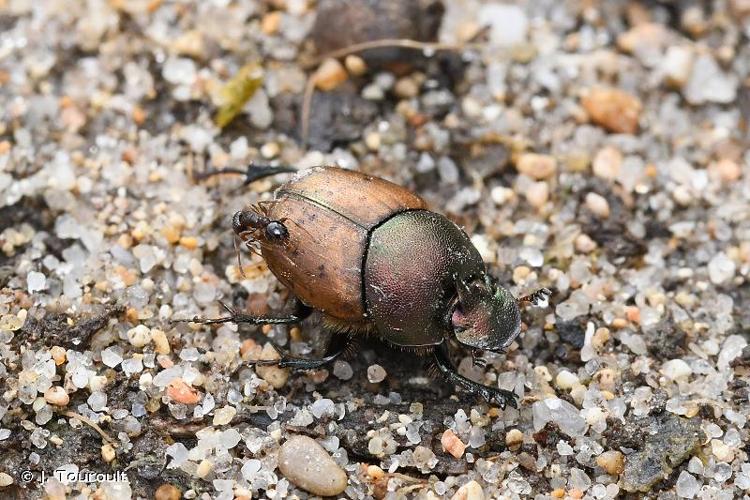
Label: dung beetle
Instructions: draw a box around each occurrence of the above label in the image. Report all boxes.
[188,165,550,408]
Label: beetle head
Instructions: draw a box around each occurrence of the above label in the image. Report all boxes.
[450,274,521,352]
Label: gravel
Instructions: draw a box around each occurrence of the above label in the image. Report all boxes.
[1,0,749,499]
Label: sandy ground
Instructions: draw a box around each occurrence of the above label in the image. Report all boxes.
[1,0,749,499]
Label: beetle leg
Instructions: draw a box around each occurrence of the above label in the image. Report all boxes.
[195,164,297,185]
[247,334,350,371]
[173,300,312,325]
[433,343,518,410]
[518,287,552,308]
[471,350,487,368]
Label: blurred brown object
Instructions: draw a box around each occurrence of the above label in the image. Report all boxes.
[309,0,445,72]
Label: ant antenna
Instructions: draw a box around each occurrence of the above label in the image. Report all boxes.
[234,234,246,278]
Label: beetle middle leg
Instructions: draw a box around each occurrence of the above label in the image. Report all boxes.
[174,299,312,325]
[433,343,518,409]
[247,333,350,371]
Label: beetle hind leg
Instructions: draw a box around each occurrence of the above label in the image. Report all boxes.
[432,343,518,410]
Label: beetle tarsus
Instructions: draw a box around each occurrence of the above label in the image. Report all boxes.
[433,343,518,410]
[172,300,312,325]
[471,350,487,368]
[518,287,552,308]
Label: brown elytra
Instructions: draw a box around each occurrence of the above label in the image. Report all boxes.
[262,167,426,320]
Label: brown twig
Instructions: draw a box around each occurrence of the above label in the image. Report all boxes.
[300,74,318,146]
[61,410,118,446]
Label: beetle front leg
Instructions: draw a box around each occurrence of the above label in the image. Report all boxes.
[518,287,552,307]
[433,343,518,409]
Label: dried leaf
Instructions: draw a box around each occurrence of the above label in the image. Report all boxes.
[214,63,264,128]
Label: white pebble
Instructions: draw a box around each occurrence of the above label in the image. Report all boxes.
[585,192,610,218]
[707,252,735,285]
[660,359,692,380]
[27,271,47,294]
[367,364,387,383]
[127,325,152,348]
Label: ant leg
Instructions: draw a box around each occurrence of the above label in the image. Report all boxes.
[518,287,552,307]
[195,164,297,185]
[173,299,312,326]
[248,333,350,371]
[433,343,518,409]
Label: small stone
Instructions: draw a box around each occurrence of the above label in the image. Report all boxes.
[255,343,289,389]
[333,360,354,380]
[367,364,387,383]
[555,370,579,390]
[394,77,420,99]
[711,439,735,462]
[127,325,152,348]
[683,54,738,105]
[621,414,702,492]
[163,57,197,86]
[575,234,597,254]
[344,55,367,76]
[101,443,116,463]
[261,11,281,34]
[166,378,201,405]
[213,406,236,426]
[585,193,610,218]
[516,153,557,180]
[491,186,514,205]
[592,146,622,181]
[154,484,181,500]
[314,58,348,91]
[278,436,348,497]
[661,46,694,88]
[525,181,549,208]
[708,159,742,183]
[196,459,213,479]
[581,87,642,134]
[596,451,624,475]
[708,252,736,285]
[310,398,335,419]
[479,4,528,46]
[364,131,381,151]
[660,359,693,380]
[260,142,280,159]
[151,329,170,354]
[675,471,700,498]
[441,429,466,458]
[27,271,47,294]
[101,346,124,368]
[505,429,524,449]
[50,346,67,365]
[366,465,385,479]
[0,472,13,487]
[44,386,69,406]
[451,480,485,500]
